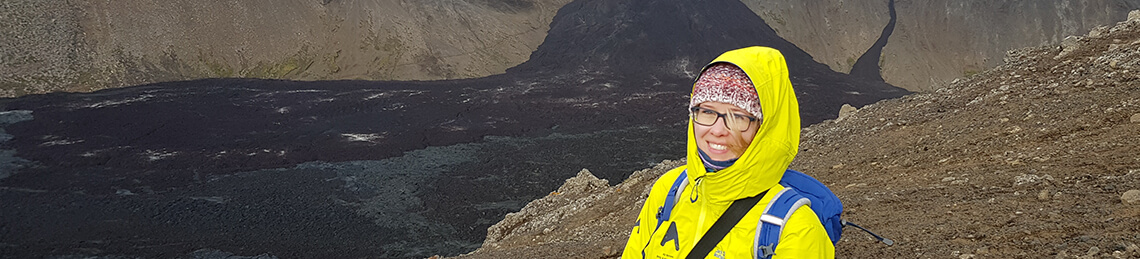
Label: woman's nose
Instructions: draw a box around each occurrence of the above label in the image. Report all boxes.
[709,118,731,135]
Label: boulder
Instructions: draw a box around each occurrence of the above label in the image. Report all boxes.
[1123,189,1140,205]
[836,104,858,122]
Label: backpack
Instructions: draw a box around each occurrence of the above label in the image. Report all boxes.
[655,169,891,258]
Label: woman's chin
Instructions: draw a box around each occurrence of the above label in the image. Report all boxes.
[707,152,738,161]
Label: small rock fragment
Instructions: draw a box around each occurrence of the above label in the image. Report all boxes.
[1038,190,1052,201]
[1131,113,1140,123]
[603,246,616,256]
[1087,246,1100,256]
[1123,190,1140,204]
[1055,36,1082,59]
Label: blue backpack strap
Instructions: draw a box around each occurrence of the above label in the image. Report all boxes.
[656,170,688,230]
[753,188,811,259]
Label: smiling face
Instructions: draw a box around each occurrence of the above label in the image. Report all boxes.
[693,101,760,161]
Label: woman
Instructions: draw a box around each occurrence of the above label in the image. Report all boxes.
[622,46,835,258]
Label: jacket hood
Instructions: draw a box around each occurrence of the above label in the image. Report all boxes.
[685,46,801,203]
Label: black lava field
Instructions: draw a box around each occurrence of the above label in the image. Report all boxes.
[0,0,907,258]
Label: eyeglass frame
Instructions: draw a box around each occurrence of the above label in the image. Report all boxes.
[689,106,761,132]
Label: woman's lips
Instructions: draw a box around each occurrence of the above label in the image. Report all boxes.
[707,142,729,153]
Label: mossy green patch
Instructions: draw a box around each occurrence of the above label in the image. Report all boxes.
[247,56,314,79]
[325,50,341,75]
[0,80,31,97]
[202,59,234,78]
[964,69,980,77]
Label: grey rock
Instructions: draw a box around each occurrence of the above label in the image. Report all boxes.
[1055,36,1083,60]
[836,104,857,122]
[1123,189,1140,205]
[557,169,609,195]
[1038,190,1052,201]
[0,110,33,126]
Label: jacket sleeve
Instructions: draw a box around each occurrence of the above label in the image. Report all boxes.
[773,206,836,258]
[621,189,656,258]
[622,168,682,258]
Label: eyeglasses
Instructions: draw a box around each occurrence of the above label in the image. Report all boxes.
[690,107,760,131]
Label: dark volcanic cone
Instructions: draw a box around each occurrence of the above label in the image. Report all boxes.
[514,0,910,122]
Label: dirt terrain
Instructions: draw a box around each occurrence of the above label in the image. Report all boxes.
[450,11,1140,259]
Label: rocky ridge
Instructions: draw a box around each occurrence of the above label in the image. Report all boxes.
[450,10,1140,259]
[745,0,1140,92]
[0,0,569,97]
[8,0,1139,98]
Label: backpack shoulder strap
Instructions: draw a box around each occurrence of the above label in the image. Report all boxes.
[687,190,767,259]
[655,170,689,230]
[754,187,811,259]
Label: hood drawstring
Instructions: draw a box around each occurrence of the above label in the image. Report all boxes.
[689,177,703,203]
[691,176,707,248]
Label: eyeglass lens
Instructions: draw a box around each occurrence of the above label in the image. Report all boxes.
[691,108,755,131]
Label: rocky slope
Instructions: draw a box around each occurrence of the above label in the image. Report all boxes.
[745,0,1140,91]
[0,0,569,97]
[451,10,1140,259]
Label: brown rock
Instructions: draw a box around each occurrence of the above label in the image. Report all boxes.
[1131,113,1140,123]
[602,246,616,256]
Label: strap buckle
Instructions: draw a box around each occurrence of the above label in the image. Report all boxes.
[757,244,776,258]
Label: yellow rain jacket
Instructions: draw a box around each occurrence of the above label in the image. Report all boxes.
[623,46,835,259]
